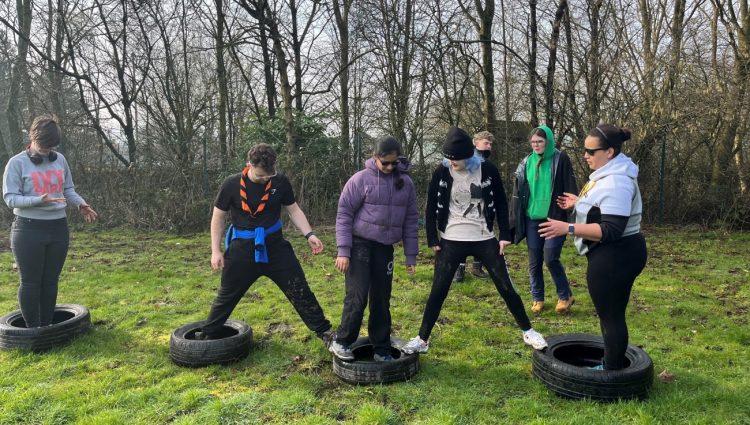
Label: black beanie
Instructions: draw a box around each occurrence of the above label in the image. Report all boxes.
[442,127,474,160]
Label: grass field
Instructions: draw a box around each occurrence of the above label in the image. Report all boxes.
[0,226,748,424]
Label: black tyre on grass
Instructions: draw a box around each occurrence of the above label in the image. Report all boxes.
[0,304,91,351]
[532,333,653,402]
[332,336,419,385]
[169,320,252,367]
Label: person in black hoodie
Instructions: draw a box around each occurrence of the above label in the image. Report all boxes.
[509,125,578,315]
[402,127,547,355]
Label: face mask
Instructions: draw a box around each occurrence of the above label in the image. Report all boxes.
[477,149,491,160]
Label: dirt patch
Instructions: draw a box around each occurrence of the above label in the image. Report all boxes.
[267,322,293,337]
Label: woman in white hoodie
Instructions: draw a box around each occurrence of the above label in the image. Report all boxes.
[538,124,647,370]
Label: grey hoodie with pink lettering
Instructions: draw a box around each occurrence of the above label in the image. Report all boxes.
[3,150,86,219]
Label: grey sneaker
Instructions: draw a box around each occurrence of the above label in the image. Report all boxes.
[401,336,429,354]
[373,353,394,362]
[329,340,355,361]
[319,329,335,349]
[523,328,548,350]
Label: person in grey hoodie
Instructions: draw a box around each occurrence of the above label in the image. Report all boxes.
[328,137,419,362]
[539,124,647,370]
[2,115,98,327]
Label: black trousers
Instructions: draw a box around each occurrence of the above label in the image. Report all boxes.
[336,236,394,356]
[418,238,531,340]
[586,233,647,369]
[202,234,331,337]
[11,217,69,327]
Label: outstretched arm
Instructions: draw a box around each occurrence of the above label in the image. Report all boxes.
[285,202,323,254]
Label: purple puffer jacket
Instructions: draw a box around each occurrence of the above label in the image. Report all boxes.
[336,157,419,265]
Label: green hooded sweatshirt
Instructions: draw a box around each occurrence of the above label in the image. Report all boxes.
[526,125,556,219]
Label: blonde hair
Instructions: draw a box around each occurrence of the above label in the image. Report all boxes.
[473,131,495,143]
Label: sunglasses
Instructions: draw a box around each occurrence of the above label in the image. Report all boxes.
[378,159,400,167]
[250,165,277,179]
[584,147,608,156]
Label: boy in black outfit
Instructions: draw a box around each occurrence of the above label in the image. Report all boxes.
[198,144,333,346]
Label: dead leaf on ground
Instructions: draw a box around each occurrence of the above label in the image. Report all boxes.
[658,369,676,383]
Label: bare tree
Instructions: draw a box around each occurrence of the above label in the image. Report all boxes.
[332,0,353,171]
[5,0,32,157]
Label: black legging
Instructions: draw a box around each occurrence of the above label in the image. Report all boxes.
[418,238,531,340]
[11,216,70,327]
[586,233,647,369]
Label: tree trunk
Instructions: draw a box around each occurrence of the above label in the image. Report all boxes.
[6,0,32,153]
[332,0,352,173]
[544,0,567,128]
[259,13,277,118]
[586,0,602,128]
[215,0,229,166]
[477,0,496,134]
[528,0,538,127]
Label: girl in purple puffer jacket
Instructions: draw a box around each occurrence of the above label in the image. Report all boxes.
[328,137,419,362]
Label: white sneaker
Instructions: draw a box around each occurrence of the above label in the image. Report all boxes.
[523,329,548,350]
[401,336,429,354]
[329,340,355,361]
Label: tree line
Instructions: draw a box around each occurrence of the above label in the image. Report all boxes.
[1,0,748,230]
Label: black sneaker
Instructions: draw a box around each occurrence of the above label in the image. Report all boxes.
[453,263,466,282]
[471,261,488,279]
[194,331,215,341]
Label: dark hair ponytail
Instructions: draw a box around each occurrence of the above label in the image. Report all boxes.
[588,124,631,156]
[373,136,405,190]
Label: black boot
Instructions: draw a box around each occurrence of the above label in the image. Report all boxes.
[453,263,466,282]
[471,261,488,279]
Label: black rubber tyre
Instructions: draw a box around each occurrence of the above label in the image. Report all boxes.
[332,336,419,385]
[169,320,252,367]
[0,304,92,351]
[532,333,654,402]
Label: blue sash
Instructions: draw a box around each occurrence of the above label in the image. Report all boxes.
[224,219,283,263]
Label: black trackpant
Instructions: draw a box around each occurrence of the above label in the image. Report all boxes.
[202,233,331,337]
[586,233,647,370]
[335,236,394,357]
[11,216,70,327]
[418,238,531,340]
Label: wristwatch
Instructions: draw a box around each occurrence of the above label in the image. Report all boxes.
[568,224,575,236]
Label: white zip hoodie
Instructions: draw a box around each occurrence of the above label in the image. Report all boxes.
[574,153,642,255]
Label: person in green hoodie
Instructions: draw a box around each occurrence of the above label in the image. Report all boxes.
[509,125,577,314]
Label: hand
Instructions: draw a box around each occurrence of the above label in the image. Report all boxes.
[498,240,511,255]
[308,235,323,255]
[79,204,98,223]
[556,192,578,210]
[538,218,567,240]
[406,264,416,275]
[431,245,441,252]
[41,193,65,204]
[335,256,349,273]
[211,252,224,270]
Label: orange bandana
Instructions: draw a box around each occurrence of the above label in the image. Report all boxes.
[240,166,272,216]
